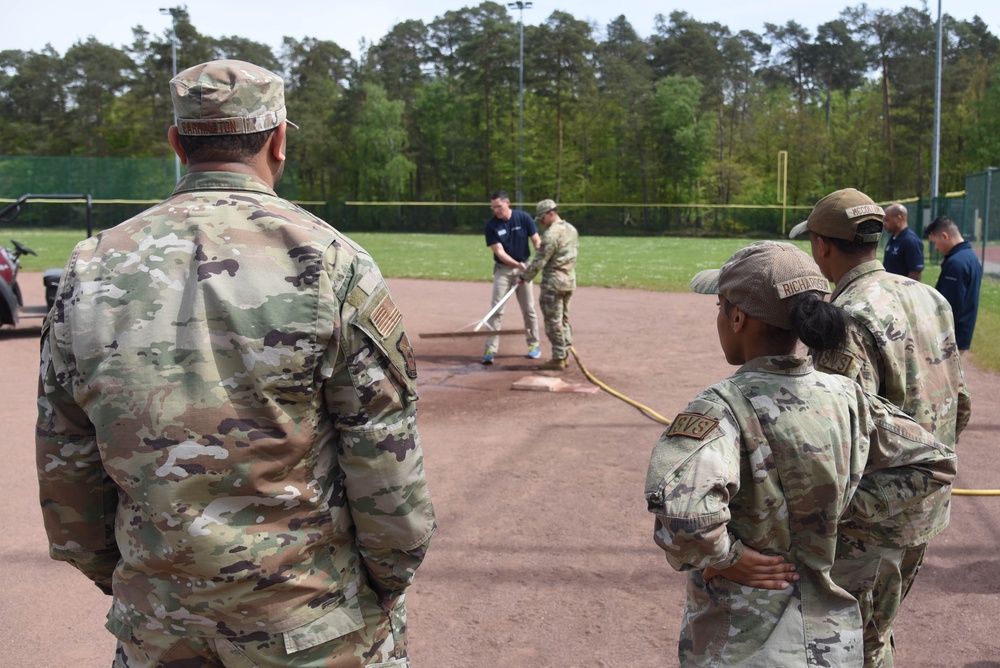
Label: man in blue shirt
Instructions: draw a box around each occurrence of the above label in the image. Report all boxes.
[926,215,983,351]
[883,203,924,279]
[481,190,541,364]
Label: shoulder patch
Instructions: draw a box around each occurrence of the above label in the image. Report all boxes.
[396,331,418,379]
[666,413,720,440]
[370,295,402,340]
[816,349,859,377]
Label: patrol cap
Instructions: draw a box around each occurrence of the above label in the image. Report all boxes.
[690,240,831,330]
[535,198,557,222]
[171,59,296,136]
[788,188,885,242]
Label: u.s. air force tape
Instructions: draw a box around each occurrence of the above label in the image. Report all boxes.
[666,413,720,440]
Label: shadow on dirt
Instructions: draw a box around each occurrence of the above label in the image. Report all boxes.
[0,326,43,341]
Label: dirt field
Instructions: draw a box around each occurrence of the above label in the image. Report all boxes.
[2,273,999,667]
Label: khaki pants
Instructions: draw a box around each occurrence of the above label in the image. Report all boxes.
[484,264,539,354]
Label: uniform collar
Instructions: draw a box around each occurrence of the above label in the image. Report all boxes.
[172,170,277,197]
[831,259,884,301]
[737,354,813,376]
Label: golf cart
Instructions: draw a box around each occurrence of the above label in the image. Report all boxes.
[0,194,92,327]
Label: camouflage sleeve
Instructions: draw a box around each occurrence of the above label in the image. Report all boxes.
[849,391,957,525]
[814,321,880,394]
[521,228,556,283]
[322,253,435,599]
[955,370,971,441]
[644,397,743,572]
[35,314,120,594]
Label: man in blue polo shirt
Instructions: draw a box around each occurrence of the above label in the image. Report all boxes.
[926,215,983,351]
[481,190,541,364]
[883,203,924,279]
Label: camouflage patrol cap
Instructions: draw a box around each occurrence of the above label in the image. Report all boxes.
[171,59,295,136]
[788,188,884,242]
[690,240,831,330]
[535,198,557,222]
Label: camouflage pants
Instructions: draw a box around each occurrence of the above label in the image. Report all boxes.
[539,289,573,360]
[107,588,408,668]
[836,538,928,668]
[484,264,539,354]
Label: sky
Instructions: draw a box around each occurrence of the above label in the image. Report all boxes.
[6,1,998,59]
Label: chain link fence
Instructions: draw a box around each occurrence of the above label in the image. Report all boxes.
[0,156,305,232]
[2,157,997,270]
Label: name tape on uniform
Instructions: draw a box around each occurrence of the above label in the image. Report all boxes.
[844,204,884,219]
[774,275,831,299]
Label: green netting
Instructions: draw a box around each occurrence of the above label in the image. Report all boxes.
[1,156,996,243]
[0,156,176,201]
[0,156,303,231]
[964,168,1000,244]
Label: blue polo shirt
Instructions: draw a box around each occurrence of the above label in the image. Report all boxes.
[884,227,925,276]
[485,209,537,265]
[936,240,982,349]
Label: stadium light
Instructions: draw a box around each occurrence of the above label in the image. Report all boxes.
[508,2,532,208]
[931,0,943,203]
[160,7,181,184]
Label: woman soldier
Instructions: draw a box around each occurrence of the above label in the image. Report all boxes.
[644,241,954,666]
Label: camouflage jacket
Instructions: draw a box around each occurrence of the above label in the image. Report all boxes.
[522,219,578,292]
[644,355,954,666]
[36,170,436,638]
[812,260,970,546]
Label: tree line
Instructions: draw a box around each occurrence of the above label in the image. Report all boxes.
[2,2,999,216]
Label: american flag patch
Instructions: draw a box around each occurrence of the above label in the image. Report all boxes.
[370,295,402,339]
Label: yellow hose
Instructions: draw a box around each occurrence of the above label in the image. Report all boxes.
[568,346,671,426]
[566,346,996,496]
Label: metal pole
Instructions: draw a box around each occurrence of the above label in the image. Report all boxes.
[508,2,531,208]
[518,12,524,208]
[931,0,943,202]
[984,168,994,265]
[161,8,181,184]
[171,25,180,183]
[777,150,788,235]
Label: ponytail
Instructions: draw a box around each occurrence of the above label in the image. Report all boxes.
[789,292,848,351]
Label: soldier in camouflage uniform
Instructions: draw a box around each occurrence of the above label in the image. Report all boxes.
[519,199,578,371]
[35,60,435,668]
[644,241,955,666]
[791,188,971,668]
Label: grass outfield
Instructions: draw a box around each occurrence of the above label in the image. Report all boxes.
[4,228,998,373]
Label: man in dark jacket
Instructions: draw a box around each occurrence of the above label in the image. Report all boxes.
[926,215,983,351]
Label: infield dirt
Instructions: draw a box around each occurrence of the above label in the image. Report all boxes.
[2,274,998,666]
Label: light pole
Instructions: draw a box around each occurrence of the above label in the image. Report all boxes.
[508,1,531,209]
[160,7,181,183]
[931,0,943,206]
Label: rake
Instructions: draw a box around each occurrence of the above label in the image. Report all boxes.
[418,284,527,339]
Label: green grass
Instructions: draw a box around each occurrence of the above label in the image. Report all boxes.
[5,228,997,372]
[0,229,83,272]
[349,233,763,291]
